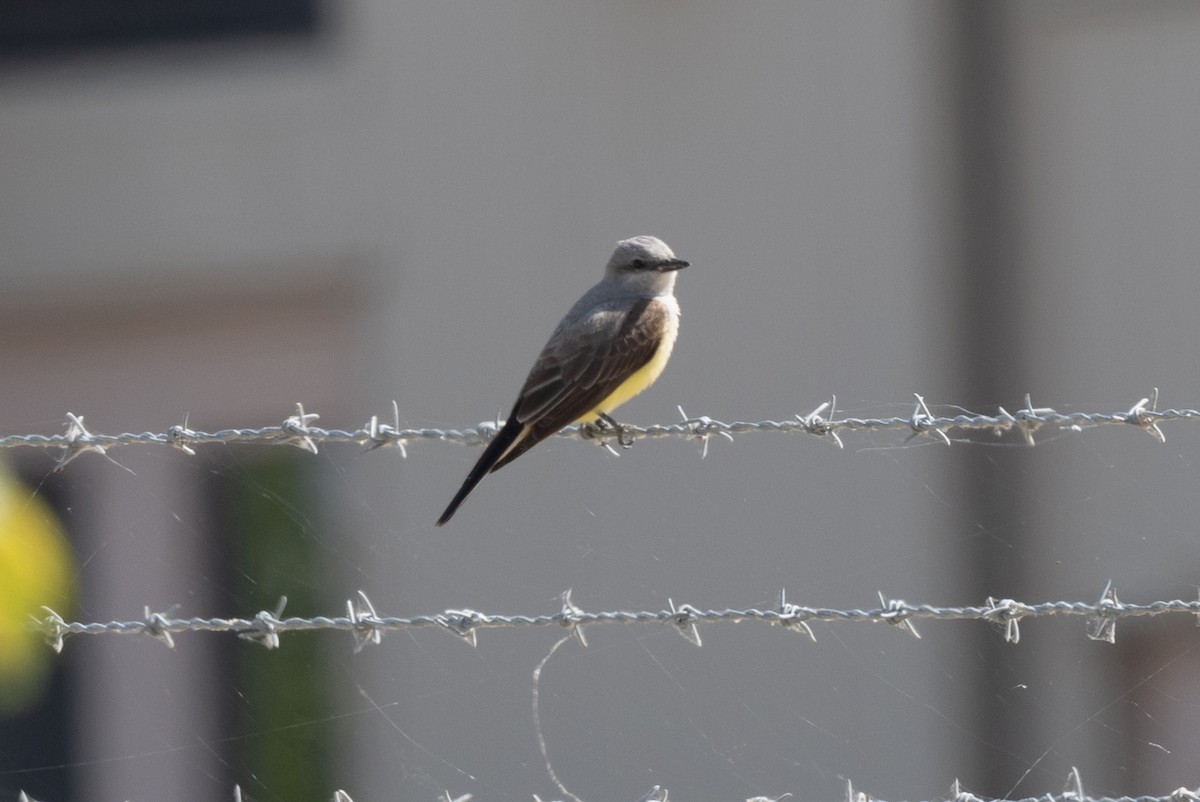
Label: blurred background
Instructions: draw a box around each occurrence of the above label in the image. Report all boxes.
[2,2,1200,800]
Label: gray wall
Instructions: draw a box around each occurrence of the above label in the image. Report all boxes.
[2,2,1199,800]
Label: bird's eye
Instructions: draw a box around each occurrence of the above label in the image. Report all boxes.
[629,258,645,270]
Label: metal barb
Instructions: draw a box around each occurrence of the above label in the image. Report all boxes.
[908,394,952,446]
[167,414,198,455]
[142,604,181,649]
[55,412,107,470]
[1125,389,1166,443]
[240,597,287,649]
[877,591,921,639]
[1086,581,1121,643]
[365,400,408,455]
[1062,767,1085,801]
[559,589,588,647]
[1014,394,1056,445]
[776,588,816,641]
[348,590,384,653]
[799,395,844,448]
[439,608,490,647]
[677,405,733,458]
[35,606,68,653]
[283,403,321,454]
[667,598,703,647]
[845,778,873,802]
[984,597,1028,644]
[390,400,407,456]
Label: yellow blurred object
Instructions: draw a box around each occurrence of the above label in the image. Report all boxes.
[0,464,76,715]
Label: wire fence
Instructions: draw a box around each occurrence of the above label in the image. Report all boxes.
[0,391,1191,468]
[29,582,1197,653]
[19,766,1198,802]
[8,394,1199,802]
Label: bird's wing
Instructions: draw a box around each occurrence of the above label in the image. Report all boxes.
[488,296,668,471]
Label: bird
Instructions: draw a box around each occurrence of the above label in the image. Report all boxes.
[436,235,688,526]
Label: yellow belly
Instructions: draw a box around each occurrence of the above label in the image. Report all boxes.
[574,301,679,422]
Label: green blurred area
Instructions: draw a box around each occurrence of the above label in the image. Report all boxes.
[215,453,333,801]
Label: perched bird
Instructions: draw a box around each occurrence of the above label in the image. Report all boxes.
[436,235,688,526]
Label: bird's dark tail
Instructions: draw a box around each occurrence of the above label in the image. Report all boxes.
[435,417,524,526]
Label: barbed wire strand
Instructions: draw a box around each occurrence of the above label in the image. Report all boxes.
[30,582,1200,654]
[0,391,1191,468]
[19,765,1197,802]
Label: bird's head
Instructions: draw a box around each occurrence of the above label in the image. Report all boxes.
[604,235,689,295]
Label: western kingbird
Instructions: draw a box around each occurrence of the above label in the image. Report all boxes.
[436,235,688,526]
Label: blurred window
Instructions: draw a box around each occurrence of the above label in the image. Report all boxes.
[0,0,319,58]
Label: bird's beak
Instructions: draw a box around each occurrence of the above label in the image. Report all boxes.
[658,258,689,272]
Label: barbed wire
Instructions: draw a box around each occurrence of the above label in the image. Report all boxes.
[10,395,1196,802]
[19,766,1197,802]
[0,391,1191,469]
[30,581,1199,653]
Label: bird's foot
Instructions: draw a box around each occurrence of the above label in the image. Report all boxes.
[596,413,634,448]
